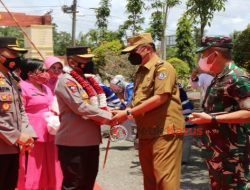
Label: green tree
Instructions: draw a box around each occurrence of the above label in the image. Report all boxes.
[176,14,196,69]
[77,32,90,46]
[117,21,130,40]
[93,40,136,79]
[0,26,24,47]
[53,24,71,56]
[166,47,178,59]
[186,0,227,44]
[80,29,99,47]
[95,0,111,39]
[93,40,123,73]
[233,25,250,72]
[124,0,145,35]
[167,57,190,86]
[148,1,163,41]
[148,0,181,59]
[78,29,123,47]
[230,30,241,44]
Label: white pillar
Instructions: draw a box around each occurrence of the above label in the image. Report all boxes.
[23,25,53,59]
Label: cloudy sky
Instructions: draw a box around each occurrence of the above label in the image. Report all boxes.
[1,0,249,37]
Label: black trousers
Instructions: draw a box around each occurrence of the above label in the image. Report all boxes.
[58,145,99,190]
[0,154,19,190]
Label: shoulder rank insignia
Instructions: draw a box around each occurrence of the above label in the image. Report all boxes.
[156,60,164,67]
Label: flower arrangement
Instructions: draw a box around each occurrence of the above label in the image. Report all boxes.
[69,70,107,110]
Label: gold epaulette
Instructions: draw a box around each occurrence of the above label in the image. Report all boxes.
[156,60,164,66]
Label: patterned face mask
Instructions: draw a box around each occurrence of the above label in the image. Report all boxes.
[30,72,50,84]
[198,52,216,73]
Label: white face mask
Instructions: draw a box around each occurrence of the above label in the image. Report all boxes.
[198,52,216,73]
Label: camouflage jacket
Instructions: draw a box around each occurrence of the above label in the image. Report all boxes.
[202,63,250,163]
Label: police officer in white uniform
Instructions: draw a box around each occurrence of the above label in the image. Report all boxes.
[55,47,111,190]
[0,37,36,190]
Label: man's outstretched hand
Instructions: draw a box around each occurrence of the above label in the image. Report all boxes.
[110,110,127,126]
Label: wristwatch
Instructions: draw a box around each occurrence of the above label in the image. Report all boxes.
[126,109,134,119]
[210,114,217,124]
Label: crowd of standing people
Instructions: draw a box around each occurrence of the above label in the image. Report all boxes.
[0,32,249,190]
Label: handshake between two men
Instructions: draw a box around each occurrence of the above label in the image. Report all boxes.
[96,108,133,127]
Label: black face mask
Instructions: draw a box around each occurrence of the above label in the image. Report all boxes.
[82,61,94,74]
[2,57,22,72]
[128,52,142,65]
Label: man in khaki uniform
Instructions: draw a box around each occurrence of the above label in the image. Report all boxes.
[0,37,36,190]
[111,33,184,190]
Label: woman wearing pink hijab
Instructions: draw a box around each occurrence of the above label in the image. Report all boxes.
[17,59,62,190]
[44,56,63,94]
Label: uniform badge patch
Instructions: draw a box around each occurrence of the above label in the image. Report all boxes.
[158,72,167,80]
[66,81,78,93]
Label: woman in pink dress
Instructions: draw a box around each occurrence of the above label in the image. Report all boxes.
[44,56,63,94]
[17,59,62,190]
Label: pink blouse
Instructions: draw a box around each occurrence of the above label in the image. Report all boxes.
[20,80,53,142]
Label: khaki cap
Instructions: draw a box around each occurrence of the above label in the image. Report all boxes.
[122,33,153,53]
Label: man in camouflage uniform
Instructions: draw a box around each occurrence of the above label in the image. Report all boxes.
[189,36,250,190]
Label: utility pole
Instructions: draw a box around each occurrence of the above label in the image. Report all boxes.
[160,3,169,60]
[62,0,78,46]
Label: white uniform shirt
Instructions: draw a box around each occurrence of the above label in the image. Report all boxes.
[189,73,214,102]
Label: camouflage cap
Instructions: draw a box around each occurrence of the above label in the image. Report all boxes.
[196,36,233,53]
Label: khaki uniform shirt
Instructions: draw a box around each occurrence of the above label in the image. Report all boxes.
[55,73,112,147]
[132,55,184,139]
[0,71,36,154]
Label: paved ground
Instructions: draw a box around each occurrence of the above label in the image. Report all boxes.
[96,138,211,190]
